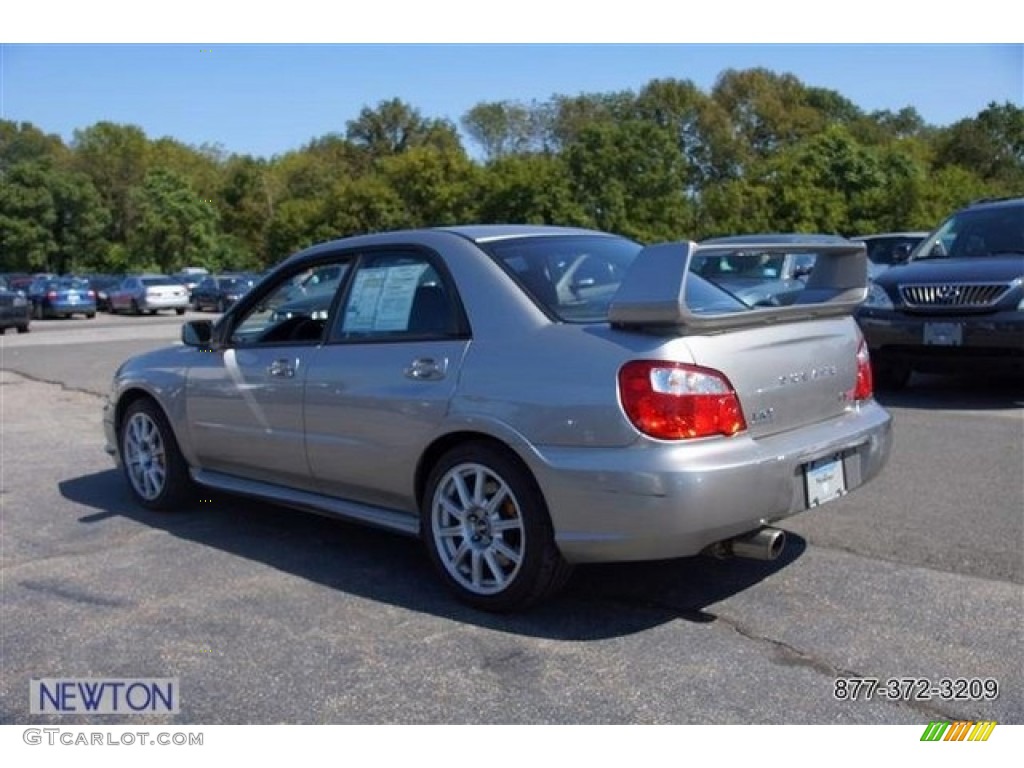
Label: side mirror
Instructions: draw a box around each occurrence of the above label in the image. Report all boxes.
[182,319,215,347]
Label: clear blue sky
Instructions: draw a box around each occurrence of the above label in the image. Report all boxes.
[2,41,1021,159]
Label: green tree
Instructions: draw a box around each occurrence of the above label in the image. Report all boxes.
[128,169,218,272]
[935,102,1024,189]
[564,121,691,241]
[0,120,69,173]
[0,162,57,270]
[346,98,461,157]
[462,101,540,161]
[0,161,109,273]
[220,155,274,265]
[475,154,585,225]
[378,144,480,227]
[72,122,150,242]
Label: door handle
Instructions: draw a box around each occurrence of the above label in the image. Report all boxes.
[268,358,296,378]
[404,357,447,381]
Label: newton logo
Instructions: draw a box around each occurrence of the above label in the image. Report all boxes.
[920,720,996,742]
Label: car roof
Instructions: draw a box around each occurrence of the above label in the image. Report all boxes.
[851,232,929,240]
[436,224,616,243]
[963,196,1024,211]
[701,233,850,244]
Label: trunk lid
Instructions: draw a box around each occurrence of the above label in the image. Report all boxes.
[682,318,858,437]
[609,239,868,437]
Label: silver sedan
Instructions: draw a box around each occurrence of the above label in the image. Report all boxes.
[103,225,892,611]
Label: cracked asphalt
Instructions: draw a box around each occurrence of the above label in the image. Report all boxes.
[1,313,1021,724]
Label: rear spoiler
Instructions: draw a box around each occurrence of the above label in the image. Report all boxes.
[608,240,868,334]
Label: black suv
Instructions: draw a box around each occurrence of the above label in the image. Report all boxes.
[857,197,1024,388]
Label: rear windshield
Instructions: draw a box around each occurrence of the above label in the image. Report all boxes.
[483,235,746,322]
[58,279,91,290]
[141,277,181,287]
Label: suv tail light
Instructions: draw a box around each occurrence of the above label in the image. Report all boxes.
[618,361,746,440]
[854,337,873,401]
[46,291,57,300]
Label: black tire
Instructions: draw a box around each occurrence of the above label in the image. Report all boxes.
[421,442,572,612]
[16,324,29,334]
[175,307,186,316]
[0,327,5,335]
[86,312,96,319]
[874,361,911,391]
[118,398,195,511]
[131,299,142,316]
[191,297,200,312]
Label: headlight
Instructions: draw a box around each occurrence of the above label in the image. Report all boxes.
[865,282,894,309]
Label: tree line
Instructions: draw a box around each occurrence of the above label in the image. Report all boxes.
[1,68,1021,276]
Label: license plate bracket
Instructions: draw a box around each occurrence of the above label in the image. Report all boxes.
[804,454,847,508]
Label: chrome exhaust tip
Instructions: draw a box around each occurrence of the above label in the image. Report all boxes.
[703,527,787,561]
[729,527,786,561]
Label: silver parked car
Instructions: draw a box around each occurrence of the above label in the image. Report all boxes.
[109,275,189,315]
[103,226,892,611]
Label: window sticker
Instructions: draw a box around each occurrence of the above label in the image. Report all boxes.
[344,263,429,332]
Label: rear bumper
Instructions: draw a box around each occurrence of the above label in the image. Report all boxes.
[858,308,1024,373]
[531,401,892,563]
[140,296,189,311]
[46,299,96,315]
[0,304,31,327]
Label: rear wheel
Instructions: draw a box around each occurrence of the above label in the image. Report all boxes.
[17,324,29,334]
[131,299,141,316]
[175,307,186,316]
[119,398,195,511]
[422,442,572,612]
[86,312,96,319]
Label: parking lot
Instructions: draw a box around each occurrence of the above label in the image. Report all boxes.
[1,311,1022,724]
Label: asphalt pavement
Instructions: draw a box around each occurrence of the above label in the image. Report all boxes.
[1,313,1021,724]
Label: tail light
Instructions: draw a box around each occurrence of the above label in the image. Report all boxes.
[46,291,57,299]
[853,337,873,401]
[87,290,96,298]
[618,361,746,440]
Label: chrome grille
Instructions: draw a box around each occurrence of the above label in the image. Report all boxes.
[899,282,1012,308]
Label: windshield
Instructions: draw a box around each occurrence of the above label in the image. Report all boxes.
[914,205,1024,260]
[484,235,747,322]
[141,277,181,287]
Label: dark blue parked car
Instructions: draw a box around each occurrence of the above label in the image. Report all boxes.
[27,277,97,319]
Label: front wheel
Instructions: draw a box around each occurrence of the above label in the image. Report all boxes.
[175,307,185,316]
[422,442,572,612]
[119,398,195,511]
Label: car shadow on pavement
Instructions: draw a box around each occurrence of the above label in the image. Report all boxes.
[874,373,1024,412]
[61,469,806,642]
